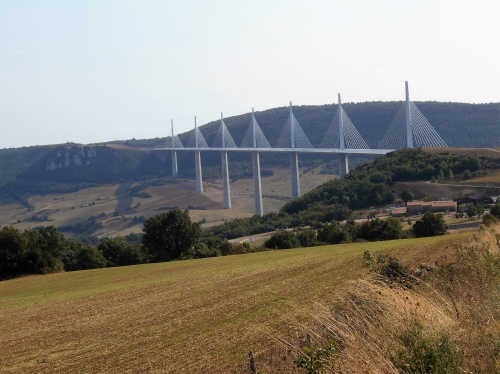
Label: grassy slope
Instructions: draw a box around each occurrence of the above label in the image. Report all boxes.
[0,233,468,373]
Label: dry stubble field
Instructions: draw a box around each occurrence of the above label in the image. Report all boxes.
[0,233,468,373]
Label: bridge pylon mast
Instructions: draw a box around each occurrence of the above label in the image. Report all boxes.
[405,81,414,148]
[337,94,349,178]
[194,116,203,193]
[171,120,178,178]
[289,102,301,199]
[220,113,231,209]
[251,107,264,216]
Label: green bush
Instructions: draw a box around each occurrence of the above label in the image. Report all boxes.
[390,320,460,374]
[294,340,339,374]
[413,212,447,238]
[264,231,300,249]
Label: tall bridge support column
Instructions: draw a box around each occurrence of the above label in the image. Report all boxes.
[171,151,178,178]
[338,153,349,178]
[195,150,203,193]
[405,81,414,148]
[252,151,264,216]
[221,151,231,209]
[290,152,300,199]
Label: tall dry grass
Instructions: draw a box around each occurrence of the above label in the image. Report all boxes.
[254,225,500,373]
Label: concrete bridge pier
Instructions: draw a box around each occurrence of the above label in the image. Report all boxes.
[252,151,264,216]
[290,152,300,199]
[338,153,348,179]
[221,151,231,209]
[195,150,203,193]
[171,151,178,178]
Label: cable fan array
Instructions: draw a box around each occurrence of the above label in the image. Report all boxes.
[275,111,313,149]
[169,102,447,151]
[378,102,447,149]
[319,106,369,149]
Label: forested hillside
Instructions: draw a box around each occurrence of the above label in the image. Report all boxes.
[1,101,499,193]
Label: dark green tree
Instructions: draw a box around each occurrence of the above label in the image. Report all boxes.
[98,236,146,266]
[413,212,448,237]
[142,209,202,262]
[358,217,403,241]
[218,240,234,256]
[264,231,300,249]
[490,203,500,218]
[317,223,351,244]
[400,188,415,204]
[0,226,25,279]
[466,205,477,218]
[297,229,317,247]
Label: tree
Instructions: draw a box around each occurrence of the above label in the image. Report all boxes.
[490,203,500,218]
[0,226,25,279]
[98,236,146,266]
[264,231,300,249]
[297,229,317,247]
[400,188,414,204]
[466,205,477,218]
[413,212,448,237]
[358,218,403,241]
[462,169,472,180]
[218,240,234,256]
[449,169,454,180]
[317,223,351,244]
[476,204,484,217]
[142,209,202,262]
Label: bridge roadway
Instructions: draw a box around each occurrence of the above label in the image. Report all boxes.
[153,147,393,155]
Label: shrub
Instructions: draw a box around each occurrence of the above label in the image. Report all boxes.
[482,213,499,227]
[317,223,351,244]
[490,203,500,218]
[390,320,460,374]
[413,212,447,237]
[264,231,300,249]
[297,229,318,247]
[294,340,339,374]
[375,255,416,289]
[218,240,234,256]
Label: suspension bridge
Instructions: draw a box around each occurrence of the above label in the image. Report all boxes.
[154,82,447,216]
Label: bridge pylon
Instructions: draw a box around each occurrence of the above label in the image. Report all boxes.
[219,113,232,209]
[276,102,313,199]
[378,82,447,149]
[319,94,369,178]
[168,120,184,178]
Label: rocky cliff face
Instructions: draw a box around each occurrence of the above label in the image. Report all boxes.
[46,147,96,171]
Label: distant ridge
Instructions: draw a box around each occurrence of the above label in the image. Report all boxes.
[1,101,500,190]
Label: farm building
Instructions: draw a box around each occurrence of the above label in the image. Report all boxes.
[403,201,456,216]
[454,192,494,209]
[390,207,407,217]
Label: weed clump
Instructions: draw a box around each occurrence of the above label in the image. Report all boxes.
[294,340,339,374]
[390,320,460,374]
[365,252,417,289]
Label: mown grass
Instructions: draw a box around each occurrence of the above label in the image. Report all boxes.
[0,233,469,373]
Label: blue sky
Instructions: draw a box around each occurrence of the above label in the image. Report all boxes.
[1,0,499,148]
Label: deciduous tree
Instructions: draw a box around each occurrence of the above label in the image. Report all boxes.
[142,209,202,262]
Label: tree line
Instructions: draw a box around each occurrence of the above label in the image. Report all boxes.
[263,212,448,249]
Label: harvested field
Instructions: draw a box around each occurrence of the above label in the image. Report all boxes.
[0,233,469,373]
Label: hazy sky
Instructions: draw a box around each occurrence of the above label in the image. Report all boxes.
[1,0,499,149]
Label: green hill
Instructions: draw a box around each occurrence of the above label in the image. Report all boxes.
[1,101,499,194]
